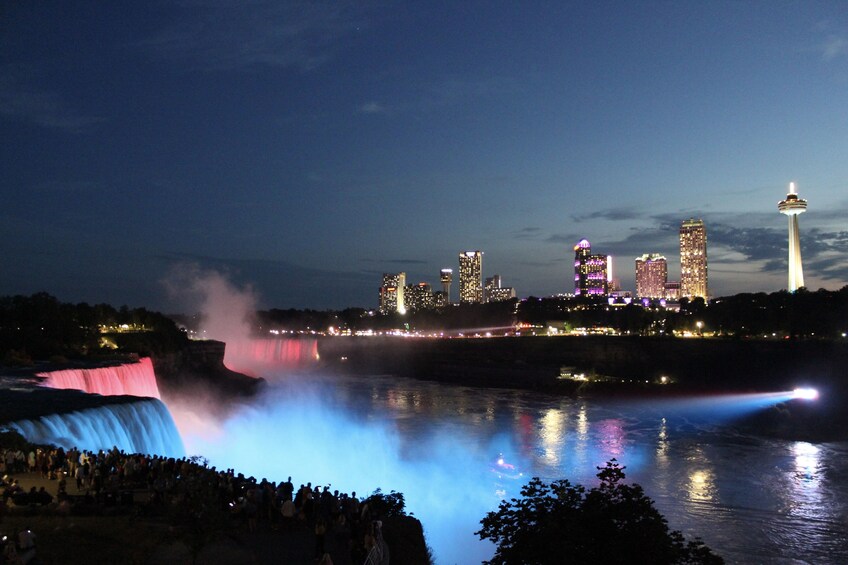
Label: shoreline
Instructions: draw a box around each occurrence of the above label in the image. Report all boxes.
[316,335,848,442]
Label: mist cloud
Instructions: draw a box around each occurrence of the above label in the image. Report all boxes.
[162,263,258,345]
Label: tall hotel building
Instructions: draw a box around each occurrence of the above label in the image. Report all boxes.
[679,218,708,300]
[458,251,483,304]
[379,272,406,314]
[635,254,668,299]
[404,282,433,312]
[440,269,453,303]
[573,239,609,296]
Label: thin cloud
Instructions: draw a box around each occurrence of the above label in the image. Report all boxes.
[517,259,561,268]
[382,259,428,265]
[596,226,679,261]
[513,227,542,240]
[810,20,848,62]
[360,258,427,265]
[545,233,580,244]
[416,75,522,111]
[806,256,848,283]
[574,207,642,223]
[355,75,522,118]
[708,225,785,262]
[0,74,104,132]
[822,34,847,61]
[358,101,388,114]
[137,2,369,72]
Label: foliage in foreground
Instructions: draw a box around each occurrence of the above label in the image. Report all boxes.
[478,460,724,565]
[364,488,407,517]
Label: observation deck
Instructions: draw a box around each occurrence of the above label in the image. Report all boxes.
[779,183,807,216]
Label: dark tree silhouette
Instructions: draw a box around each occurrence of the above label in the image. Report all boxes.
[477,460,723,565]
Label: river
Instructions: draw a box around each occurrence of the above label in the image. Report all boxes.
[180,371,848,564]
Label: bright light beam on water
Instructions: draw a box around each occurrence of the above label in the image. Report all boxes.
[629,391,805,423]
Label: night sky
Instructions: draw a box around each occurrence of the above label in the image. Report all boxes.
[2,2,846,311]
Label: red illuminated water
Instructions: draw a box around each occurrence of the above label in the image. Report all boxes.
[38,357,161,399]
[222,338,319,376]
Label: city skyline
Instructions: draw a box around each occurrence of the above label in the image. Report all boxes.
[1,3,846,310]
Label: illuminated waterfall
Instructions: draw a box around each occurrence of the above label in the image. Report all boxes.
[38,357,161,399]
[7,399,185,457]
[223,338,319,376]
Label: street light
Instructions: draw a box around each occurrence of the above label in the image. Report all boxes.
[696,321,703,336]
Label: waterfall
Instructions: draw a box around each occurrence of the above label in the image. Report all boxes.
[38,357,161,399]
[223,338,319,376]
[6,398,185,457]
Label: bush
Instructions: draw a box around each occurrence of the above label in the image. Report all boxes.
[364,488,406,517]
[477,460,723,565]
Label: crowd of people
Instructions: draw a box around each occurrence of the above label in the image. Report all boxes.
[1,444,393,564]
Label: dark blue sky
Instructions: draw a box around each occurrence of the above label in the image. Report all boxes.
[2,2,846,310]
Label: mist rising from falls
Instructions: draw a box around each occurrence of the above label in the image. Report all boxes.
[180,375,501,564]
[163,263,257,346]
[7,399,185,457]
[38,358,161,399]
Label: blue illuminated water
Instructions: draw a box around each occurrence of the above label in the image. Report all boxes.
[181,373,848,564]
[9,399,185,458]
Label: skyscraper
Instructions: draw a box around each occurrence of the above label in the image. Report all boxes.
[778,182,807,292]
[635,254,668,299]
[378,272,406,314]
[458,251,483,304]
[573,239,608,296]
[679,219,708,300]
[440,269,453,303]
[404,282,433,311]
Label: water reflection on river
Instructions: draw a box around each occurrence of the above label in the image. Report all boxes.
[329,373,848,564]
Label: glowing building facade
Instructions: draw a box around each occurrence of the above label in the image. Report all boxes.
[484,275,516,303]
[635,254,668,299]
[573,239,609,296]
[379,272,406,314]
[440,269,453,303]
[778,182,807,292]
[664,281,680,301]
[679,219,708,300]
[404,282,434,312]
[458,251,483,304]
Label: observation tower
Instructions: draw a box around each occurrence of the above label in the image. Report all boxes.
[778,182,807,292]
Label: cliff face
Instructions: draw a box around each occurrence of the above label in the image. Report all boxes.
[152,340,263,400]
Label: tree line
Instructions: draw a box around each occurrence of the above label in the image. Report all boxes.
[258,286,848,339]
[3,287,847,364]
[0,292,186,364]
